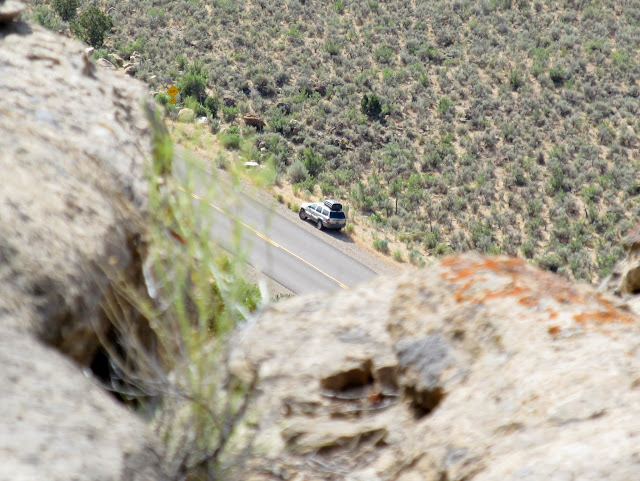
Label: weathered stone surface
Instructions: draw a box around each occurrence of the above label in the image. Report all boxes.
[97,57,117,69]
[599,223,640,318]
[0,0,24,23]
[0,21,166,480]
[1,21,152,363]
[0,326,163,481]
[232,254,640,480]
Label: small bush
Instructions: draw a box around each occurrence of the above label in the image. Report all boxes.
[300,147,325,178]
[361,94,382,118]
[204,96,220,118]
[178,66,208,103]
[288,160,309,183]
[408,248,425,266]
[549,66,566,86]
[509,69,524,91]
[155,93,171,107]
[345,223,355,236]
[373,237,390,254]
[32,6,63,31]
[222,105,239,122]
[392,250,403,262]
[220,133,241,149]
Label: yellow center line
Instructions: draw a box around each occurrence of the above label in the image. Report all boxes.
[176,184,349,290]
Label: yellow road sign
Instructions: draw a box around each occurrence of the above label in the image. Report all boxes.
[169,98,176,104]
[167,85,179,97]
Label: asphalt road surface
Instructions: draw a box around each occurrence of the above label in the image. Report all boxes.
[173,151,377,294]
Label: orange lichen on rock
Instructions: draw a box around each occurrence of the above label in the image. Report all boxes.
[440,256,526,283]
[441,255,639,332]
[573,294,637,326]
[547,325,560,337]
[480,285,528,303]
[454,278,477,303]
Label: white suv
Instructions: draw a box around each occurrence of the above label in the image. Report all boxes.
[299,199,347,230]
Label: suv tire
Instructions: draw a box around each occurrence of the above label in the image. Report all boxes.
[299,209,306,220]
[316,219,323,230]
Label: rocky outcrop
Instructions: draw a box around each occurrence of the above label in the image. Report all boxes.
[1,19,166,480]
[599,222,640,316]
[232,254,640,480]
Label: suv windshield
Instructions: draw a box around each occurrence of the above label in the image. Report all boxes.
[329,211,346,219]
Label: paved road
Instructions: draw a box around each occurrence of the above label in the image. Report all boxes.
[173,151,377,294]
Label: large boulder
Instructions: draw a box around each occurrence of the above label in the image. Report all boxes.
[232,254,640,480]
[0,19,166,480]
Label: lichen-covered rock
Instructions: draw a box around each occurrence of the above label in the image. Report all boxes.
[232,254,640,481]
[0,21,166,480]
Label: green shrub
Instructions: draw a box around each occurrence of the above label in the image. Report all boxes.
[32,6,63,31]
[509,69,524,90]
[408,248,425,266]
[288,160,309,183]
[437,97,455,116]
[373,237,390,254]
[220,133,241,149]
[521,241,535,259]
[345,223,355,235]
[53,0,78,21]
[204,96,220,118]
[549,66,566,86]
[155,93,171,106]
[300,147,325,178]
[361,94,382,118]
[70,7,113,47]
[183,96,209,117]
[373,45,395,64]
[392,250,403,262]
[177,61,208,103]
[434,242,452,256]
[221,105,239,122]
[325,39,342,55]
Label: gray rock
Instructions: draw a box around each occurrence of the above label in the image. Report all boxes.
[0,0,25,23]
[0,22,167,480]
[96,57,117,69]
[232,254,640,480]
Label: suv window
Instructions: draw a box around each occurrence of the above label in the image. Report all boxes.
[322,208,330,216]
[329,211,346,219]
[312,205,321,212]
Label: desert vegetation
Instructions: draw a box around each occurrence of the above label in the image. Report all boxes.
[29,0,640,281]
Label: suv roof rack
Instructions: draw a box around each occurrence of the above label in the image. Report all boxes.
[323,199,343,211]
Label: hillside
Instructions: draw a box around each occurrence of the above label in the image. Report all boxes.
[31,0,640,281]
